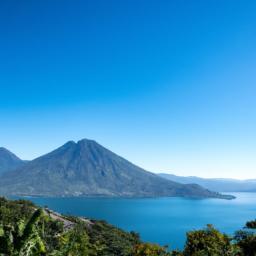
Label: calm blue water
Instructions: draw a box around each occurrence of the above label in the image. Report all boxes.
[15,193,256,250]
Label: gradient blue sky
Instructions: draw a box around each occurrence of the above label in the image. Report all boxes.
[0,0,255,179]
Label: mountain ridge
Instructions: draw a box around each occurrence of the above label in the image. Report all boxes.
[0,139,234,199]
[158,173,256,192]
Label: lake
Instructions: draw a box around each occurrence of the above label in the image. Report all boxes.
[16,193,256,250]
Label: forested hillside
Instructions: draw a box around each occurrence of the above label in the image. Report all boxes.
[0,197,255,255]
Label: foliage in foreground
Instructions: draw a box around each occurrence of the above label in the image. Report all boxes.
[0,197,256,256]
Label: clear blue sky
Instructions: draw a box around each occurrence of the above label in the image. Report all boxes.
[0,0,255,179]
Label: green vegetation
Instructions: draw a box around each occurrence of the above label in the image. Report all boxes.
[0,197,255,255]
[183,225,237,256]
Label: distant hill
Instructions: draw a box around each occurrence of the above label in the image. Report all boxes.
[0,147,25,175]
[158,173,256,192]
[0,139,233,199]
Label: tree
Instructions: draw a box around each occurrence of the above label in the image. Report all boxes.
[132,243,171,256]
[0,208,46,256]
[234,220,256,256]
[51,225,90,256]
[246,220,256,230]
[183,224,235,256]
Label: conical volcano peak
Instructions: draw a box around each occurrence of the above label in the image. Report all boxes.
[53,140,76,152]
[76,139,104,152]
[64,140,76,146]
[77,138,98,145]
[61,139,100,148]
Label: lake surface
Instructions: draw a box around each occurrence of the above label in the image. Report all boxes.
[17,193,256,250]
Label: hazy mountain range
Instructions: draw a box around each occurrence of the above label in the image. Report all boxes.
[0,139,233,199]
[159,173,256,193]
